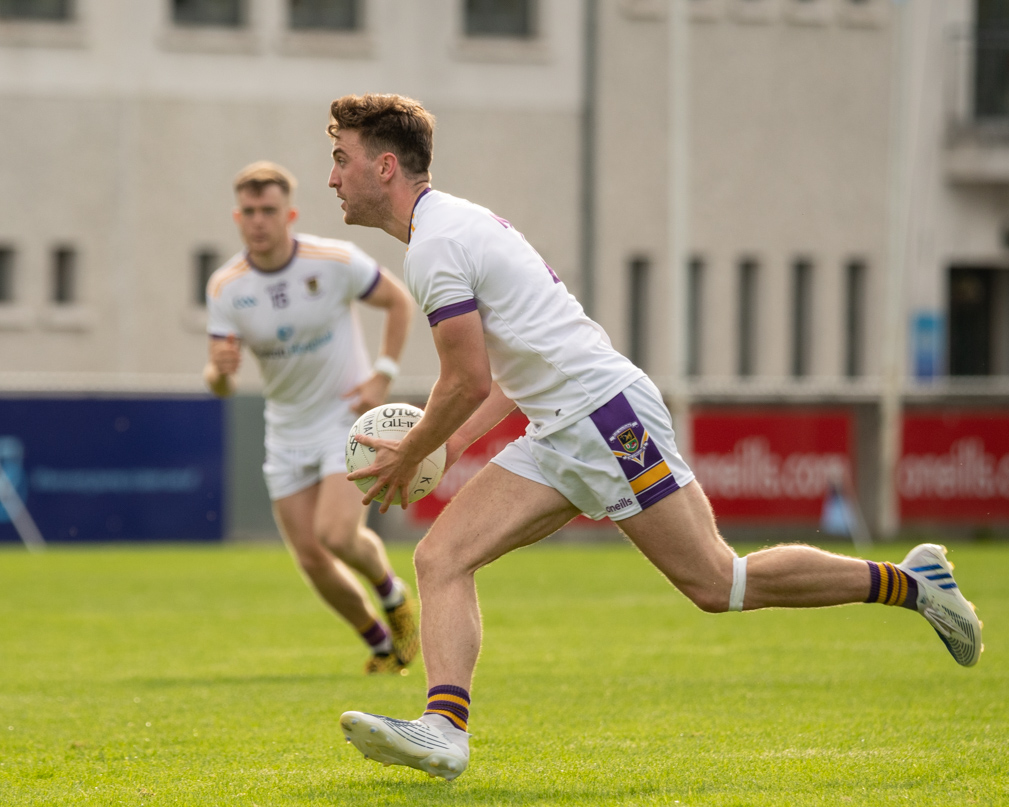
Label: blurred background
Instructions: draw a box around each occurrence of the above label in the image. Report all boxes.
[1,0,1007,546]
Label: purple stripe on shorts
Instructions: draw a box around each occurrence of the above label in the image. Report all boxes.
[589,391,680,512]
[358,265,382,299]
[428,298,478,326]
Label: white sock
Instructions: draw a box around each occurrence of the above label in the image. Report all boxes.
[419,713,471,748]
[381,578,406,611]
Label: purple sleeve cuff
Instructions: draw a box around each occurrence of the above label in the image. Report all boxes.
[358,265,382,300]
[428,298,478,326]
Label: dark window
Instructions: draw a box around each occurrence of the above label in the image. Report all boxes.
[195,249,219,306]
[627,256,650,370]
[52,245,76,304]
[289,0,357,30]
[975,0,1009,119]
[0,247,13,303]
[173,0,242,26]
[737,258,758,377]
[465,0,532,38]
[0,0,70,20]
[687,256,703,377]
[949,267,994,375]
[791,258,813,377]
[844,259,866,377]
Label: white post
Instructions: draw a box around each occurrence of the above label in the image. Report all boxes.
[0,466,45,552]
[668,0,692,458]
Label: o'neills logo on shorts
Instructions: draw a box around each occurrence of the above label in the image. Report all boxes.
[605,497,634,514]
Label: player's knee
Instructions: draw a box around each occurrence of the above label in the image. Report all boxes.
[414,534,469,584]
[684,582,731,614]
[679,556,743,614]
[315,519,358,558]
[295,545,333,580]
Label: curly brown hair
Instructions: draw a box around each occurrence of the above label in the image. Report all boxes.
[328,94,435,179]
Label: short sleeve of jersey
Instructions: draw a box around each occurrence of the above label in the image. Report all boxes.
[206,275,238,339]
[406,237,478,326]
[344,241,382,300]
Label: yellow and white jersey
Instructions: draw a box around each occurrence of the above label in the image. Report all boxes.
[207,234,380,446]
[405,190,643,438]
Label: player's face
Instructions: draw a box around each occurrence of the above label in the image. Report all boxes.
[329,129,390,228]
[233,185,294,258]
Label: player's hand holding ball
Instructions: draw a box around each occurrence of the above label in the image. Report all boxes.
[346,404,447,508]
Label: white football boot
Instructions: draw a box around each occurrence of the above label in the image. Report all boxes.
[340,712,470,781]
[898,543,983,667]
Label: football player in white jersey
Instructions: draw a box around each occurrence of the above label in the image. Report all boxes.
[203,161,420,675]
[324,95,981,780]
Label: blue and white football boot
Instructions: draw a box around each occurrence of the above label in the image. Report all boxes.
[340,711,470,781]
[898,543,983,667]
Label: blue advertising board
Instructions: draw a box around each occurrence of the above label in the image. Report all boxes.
[0,397,224,543]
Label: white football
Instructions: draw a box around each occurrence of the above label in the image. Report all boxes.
[345,403,447,504]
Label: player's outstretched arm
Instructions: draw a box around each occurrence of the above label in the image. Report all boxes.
[203,334,241,398]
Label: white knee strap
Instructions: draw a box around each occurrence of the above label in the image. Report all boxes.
[729,555,747,612]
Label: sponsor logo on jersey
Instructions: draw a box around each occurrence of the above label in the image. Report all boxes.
[608,421,650,467]
[253,330,333,360]
[277,326,294,342]
[233,296,258,309]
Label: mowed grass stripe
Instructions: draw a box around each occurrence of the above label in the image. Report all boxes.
[0,540,1006,806]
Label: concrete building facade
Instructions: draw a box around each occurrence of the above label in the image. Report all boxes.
[2,0,1008,539]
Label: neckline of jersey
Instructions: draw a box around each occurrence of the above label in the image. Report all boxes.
[246,237,300,274]
[407,187,433,245]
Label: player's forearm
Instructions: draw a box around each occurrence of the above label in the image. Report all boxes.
[452,382,515,452]
[400,371,489,463]
[202,363,235,398]
[377,291,412,365]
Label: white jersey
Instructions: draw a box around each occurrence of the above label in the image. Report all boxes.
[405,189,644,438]
[207,234,380,446]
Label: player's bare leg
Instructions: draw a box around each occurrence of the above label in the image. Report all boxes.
[341,464,577,780]
[414,463,579,688]
[617,480,871,612]
[275,483,411,672]
[314,473,419,667]
[619,480,981,665]
[273,483,381,629]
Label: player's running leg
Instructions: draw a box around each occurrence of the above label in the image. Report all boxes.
[273,484,399,671]
[341,463,579,780]
[315,473,420,669]
[617,480,982,664]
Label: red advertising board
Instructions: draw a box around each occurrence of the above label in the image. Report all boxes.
[691,409,854,522]
[899,410,1009,522]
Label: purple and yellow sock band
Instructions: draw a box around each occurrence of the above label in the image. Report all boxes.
[360,619,388,648]
[865,561,918,609]
[424,685,470,732]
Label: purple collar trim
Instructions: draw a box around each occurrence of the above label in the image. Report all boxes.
[408,187,433,245]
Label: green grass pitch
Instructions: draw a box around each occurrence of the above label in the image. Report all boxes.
[0,538,1006,806]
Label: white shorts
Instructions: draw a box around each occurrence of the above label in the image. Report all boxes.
[263,429,352,501]
[490,378,695,521]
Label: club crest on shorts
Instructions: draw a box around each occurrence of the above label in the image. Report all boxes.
[609,422,649,466]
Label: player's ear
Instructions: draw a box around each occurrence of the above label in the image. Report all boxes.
[288,206,299,225]
[377,152,398,182]
[232,207,241,225]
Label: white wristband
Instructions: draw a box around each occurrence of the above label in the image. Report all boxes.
[373,355,400,380]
